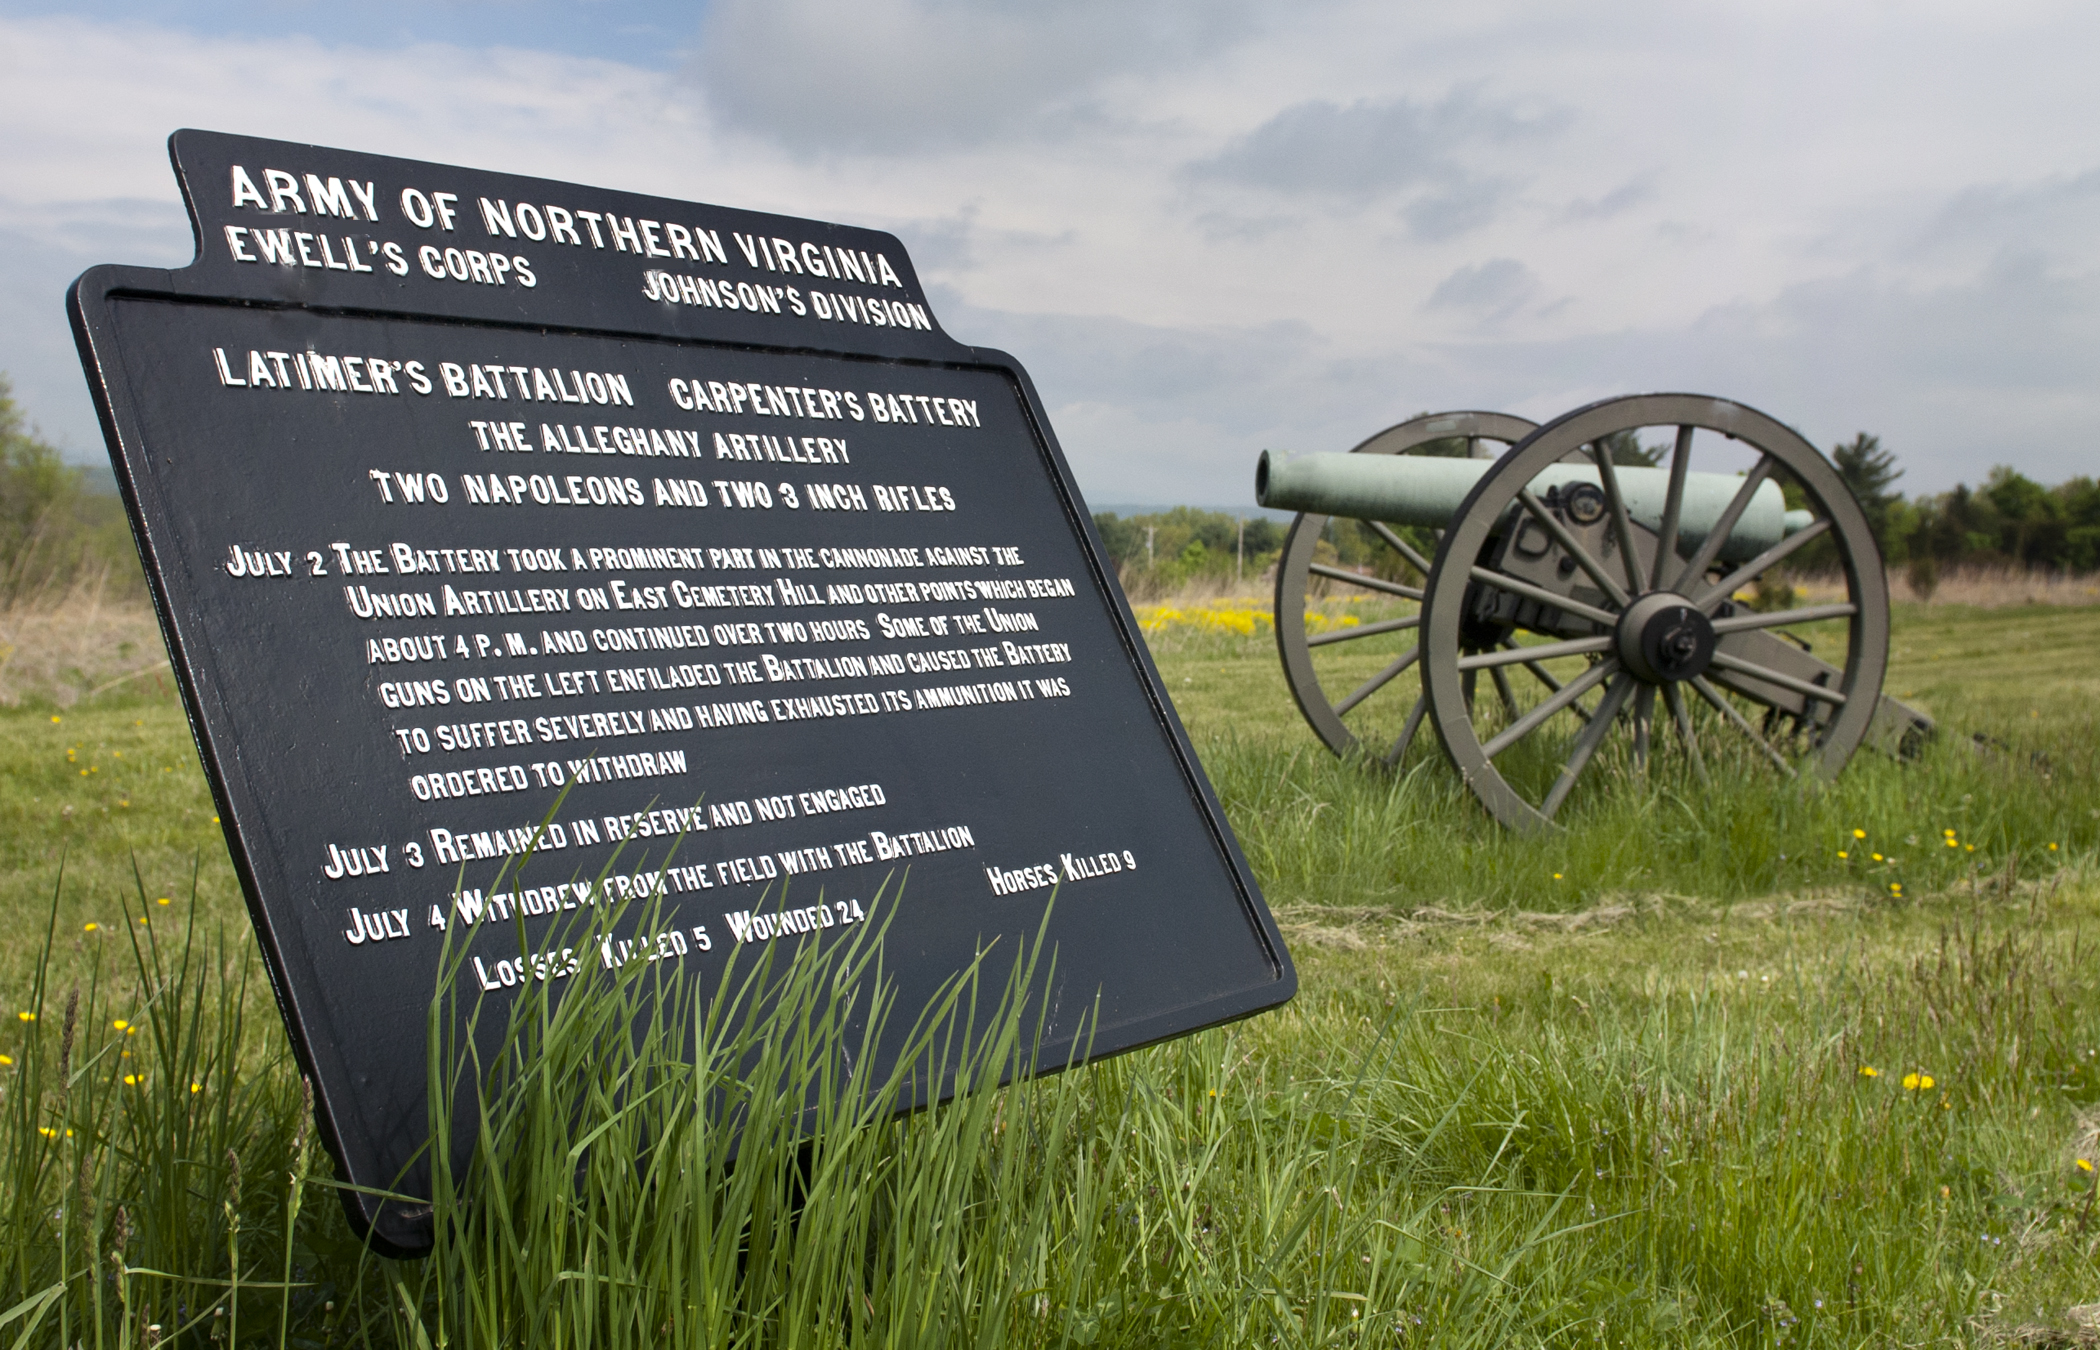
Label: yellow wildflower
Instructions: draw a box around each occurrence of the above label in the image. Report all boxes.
[1902,1072,1935,1090]
[1853,829,1867,839]
[2078,1159,2094,1174]
[1859,1066,1879,1078]
[111,1019,128,1030]
[1838,851,1849,859]
[82,922,98,932]
[0,1054,13,1066]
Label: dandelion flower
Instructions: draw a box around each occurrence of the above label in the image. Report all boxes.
[111,1019,128,1030]
[1853,828,1867,839]
[1553,872,1563,880]
[2078,1159,2094,1174]
[82,922,98,932]
[1838,851,1849,859]
[1902,1072,1936,1090]
[190,1082,203,1094]
[1946,838,1958,848]
[1944,828,1956,837]
[2049,842,2059,851]
[1859,1066,1880,1077]
[123,1074,143,1086]
[49,715,60,723]
[0,1054,13,1066]
[17,1012,34,1022]
[1872,853,1883,862]
[156,897,170,906]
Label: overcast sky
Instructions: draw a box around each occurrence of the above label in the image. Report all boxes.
[3,0,2097,505]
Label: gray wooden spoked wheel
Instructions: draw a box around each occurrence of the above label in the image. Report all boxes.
[1419,393,1891,835]
[1276,410,1539,765]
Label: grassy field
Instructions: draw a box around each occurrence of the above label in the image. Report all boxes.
[3,595,2098,1346]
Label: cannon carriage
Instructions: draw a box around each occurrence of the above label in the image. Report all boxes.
[1257,393,1932,834]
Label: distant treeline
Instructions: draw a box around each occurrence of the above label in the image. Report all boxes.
[1091,507,1287,595]
[1812,434,2100,588]
[0,374,142,607]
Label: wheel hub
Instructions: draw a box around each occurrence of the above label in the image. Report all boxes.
[1615,592,1717,684]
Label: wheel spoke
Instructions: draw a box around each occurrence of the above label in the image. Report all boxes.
[1457,634,1614,670]
[1689,675,1796,777]
[1662,682,1708,783]
[1513,648,1593,723]
[1692,519,1833,611]
[1481,658,1618,759]
[1668,456,1773,592]
[1335,645,1420,715]
[1588,441,1645,594]
[1651,425,1695,590]
[1631,685,1655,773]
[1708,602,1857,635]
[1309,563,1423,600]
[1365,519,1433,577]
[1307,614,1422,647]
[1468,566,1618,628]
[1705,651,1848,705]
[1490,664,1522,723]
[1540,674,1638,818]
[1385,694,1429,766]
[1516,488,1629,608]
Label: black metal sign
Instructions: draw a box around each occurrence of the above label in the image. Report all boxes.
[70,131,1293,1255]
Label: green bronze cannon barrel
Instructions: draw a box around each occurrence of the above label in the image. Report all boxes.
[1255,450,1813,563]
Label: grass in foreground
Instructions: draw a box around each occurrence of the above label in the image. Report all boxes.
[5,870,2098,1346]
[0,596,2097,1345]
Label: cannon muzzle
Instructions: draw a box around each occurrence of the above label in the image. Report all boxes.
[1256,450,1812,564]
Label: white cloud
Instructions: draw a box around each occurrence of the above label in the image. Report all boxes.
[1184,89,1558,203]
[690,0,1271,156]
[1426,259,1539,321]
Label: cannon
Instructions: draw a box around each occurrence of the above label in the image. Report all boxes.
[1257,394,1932,834]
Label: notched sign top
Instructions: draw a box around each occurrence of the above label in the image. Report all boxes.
[155,130,950,354]
[71,130,1293,1257]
